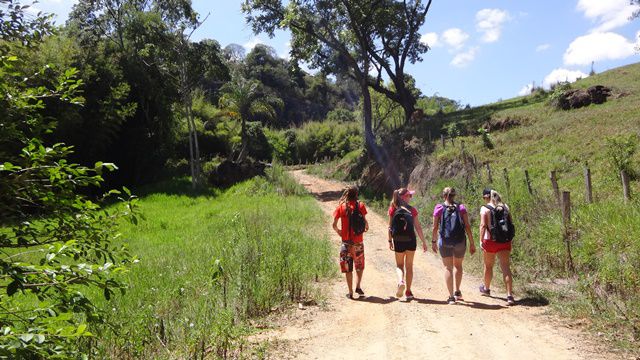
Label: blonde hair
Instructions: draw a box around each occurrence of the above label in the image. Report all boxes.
[490,189,508,209]
[390,188,411,209]
[442,187,456,202]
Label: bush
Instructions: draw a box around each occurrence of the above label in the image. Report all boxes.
[605,134,638,179]
[245,121,272,161]
[326,108,356,123]
[478,127,495,149]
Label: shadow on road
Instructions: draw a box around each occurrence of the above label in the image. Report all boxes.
[312,190,343,202]
[354,296,398,304]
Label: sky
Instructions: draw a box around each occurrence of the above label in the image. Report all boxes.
[31,0,640,106]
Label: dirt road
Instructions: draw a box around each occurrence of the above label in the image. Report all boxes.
[262,170,619,360]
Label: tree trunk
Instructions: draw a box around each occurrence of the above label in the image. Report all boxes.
[238,117,248,162]
[360,80,400,190]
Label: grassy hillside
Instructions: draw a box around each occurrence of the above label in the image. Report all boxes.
[413,62,640,353]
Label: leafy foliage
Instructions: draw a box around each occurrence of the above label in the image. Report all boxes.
[605,134,638,179]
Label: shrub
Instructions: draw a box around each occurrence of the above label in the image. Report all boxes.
[326,108,357,123]
[245,121,272,161]
[605,134,638,179]
[478,127,495,149]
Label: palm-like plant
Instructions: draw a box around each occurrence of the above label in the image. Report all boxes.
[219,76,282,161]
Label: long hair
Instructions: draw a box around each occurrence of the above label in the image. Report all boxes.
[390,188,411,209]
[339,185,359,207]
[490,189,508,209]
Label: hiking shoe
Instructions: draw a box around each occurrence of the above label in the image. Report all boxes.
[506,295,516,306]
[396,282,406,298]
[405,290,414,301]
[447,296,456,305]
[346,293,353,300]
[454,290,463,301]
[479,285,491,296]
[355,288,365,297]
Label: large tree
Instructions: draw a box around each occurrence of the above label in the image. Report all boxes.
[242,0,433,132]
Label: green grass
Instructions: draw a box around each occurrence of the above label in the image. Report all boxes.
[89,167,334,359]
[412,62,640,353]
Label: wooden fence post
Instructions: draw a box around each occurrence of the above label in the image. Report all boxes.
[621,170,631,202]
[441,134,445,148]
[503,168,510,194]
[584,167,593,204]
[549,170,560,205]
[561,191,575,272]
[450,137,455,146]
[525,169,534,195]
[460,140,465,153]
[472,155,479,177]
[486,163,493,183]
[428,130,432,143]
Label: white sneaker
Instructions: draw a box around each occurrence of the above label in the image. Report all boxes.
[396,282,405,298]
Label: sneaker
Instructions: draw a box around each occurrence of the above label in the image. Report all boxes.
[405,290,414,301]
[346,293,353,300]
[506,295,516,306]
[447,296,456,304]
[479,285,491,296]
[355,288,365,297]
[396,282,406,298]
[454,290,463,301]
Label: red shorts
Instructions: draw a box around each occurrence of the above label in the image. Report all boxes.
[481,239,512,253]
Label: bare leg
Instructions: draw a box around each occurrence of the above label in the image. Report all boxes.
[394,251,406,284]
[483,251,496,290]
[497,250,513,295]
[442,256,454,296]
[453,256,464,292]
[355,269,363,289]
[345,272,353,295]
[404,251,416,292]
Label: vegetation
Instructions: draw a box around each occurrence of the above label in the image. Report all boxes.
[89,167,333,358]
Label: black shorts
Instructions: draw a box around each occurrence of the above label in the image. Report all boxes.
[392,238,417,253]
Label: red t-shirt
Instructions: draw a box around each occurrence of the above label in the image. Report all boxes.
[388,205,419,219]
[333,201,368,243]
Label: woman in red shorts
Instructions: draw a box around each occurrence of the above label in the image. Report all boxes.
[333,185,369,299]
[479,188,515,305]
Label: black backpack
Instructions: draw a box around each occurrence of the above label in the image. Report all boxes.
[484,204,515,243]
[348,201,366,237]
[439,203,466,247]
[390,206,415,242]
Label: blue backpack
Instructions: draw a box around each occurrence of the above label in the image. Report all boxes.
[439,203,466,247]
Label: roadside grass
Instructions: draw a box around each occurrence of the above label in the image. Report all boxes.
[89,165,334,359]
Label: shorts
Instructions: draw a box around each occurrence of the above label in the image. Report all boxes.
[438,239,466,258]
[481,239,512,253]
[392,237,417,253]
[340,241,364,273]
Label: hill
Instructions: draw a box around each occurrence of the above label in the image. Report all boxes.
[407,61,640,353]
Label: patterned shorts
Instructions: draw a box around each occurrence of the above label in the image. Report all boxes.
[339,241,365,273]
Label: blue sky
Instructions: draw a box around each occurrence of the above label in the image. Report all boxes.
[33,0,640,106]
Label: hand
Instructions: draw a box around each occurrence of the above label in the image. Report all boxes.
[388,241,394,251]
[470,243,477,255]
[421,241,427,253]
[431,241,438,253]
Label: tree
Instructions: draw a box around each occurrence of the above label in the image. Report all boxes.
[219,75,282,161]
[1,2,137,357]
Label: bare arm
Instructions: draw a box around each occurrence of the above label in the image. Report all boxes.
[413,216,427,252]
[462,212,476,255]
[332,217,341,237]
[431,215,439,252]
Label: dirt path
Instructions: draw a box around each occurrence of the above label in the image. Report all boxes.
[262,170,619,360]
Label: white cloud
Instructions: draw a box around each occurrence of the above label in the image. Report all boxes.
[563,32,637,65]
[536,43,550,52]
[442,28,469,50]
[450,47,479,68]
[243,37,264,51]
[518,83,534,96]
[577,0,639,32]
[542,68,589,88]
[476,8,509,43]
[420,32,440,48]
